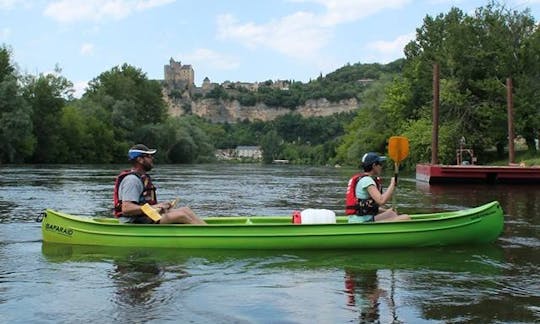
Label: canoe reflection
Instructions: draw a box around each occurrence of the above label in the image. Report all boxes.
[42,243,504,274]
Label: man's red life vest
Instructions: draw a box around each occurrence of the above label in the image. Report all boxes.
[113,170,157,217]
[345,173,382,215]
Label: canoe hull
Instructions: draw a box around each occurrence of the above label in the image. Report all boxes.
[41,201,504,249]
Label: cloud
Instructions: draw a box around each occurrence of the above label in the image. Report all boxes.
[303,0,411,26]
[217,0,410,60]
[179,48,240,70]
[72,80,88,98]
[0,0,22,10]
[80,43,94,55]
[365,32,415,62]
[217,12,330,60]
[43,0,175,23]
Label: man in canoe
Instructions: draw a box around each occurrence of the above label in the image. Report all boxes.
[345,152,410,223]
[113,144,206,224]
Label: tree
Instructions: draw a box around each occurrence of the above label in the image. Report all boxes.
[22,67,73,163]
[260,130,282,163]
[130,116,215,164]
[336,76,395,165]
[0,46,35,163]
[84,64,167,155]
[399,2,540,160]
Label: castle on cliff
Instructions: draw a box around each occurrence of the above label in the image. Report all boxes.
[161,58,359,122]
[163,58,290,96]
[164,58,194,90]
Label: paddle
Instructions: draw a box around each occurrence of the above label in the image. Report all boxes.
[141,197,180,223]
[169,197,180,209]
[388,136,410,210]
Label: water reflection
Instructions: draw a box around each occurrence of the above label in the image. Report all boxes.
[110,257,164,308]
[344,269,387,323]
[40,243,514,322]
[41,244,505,272]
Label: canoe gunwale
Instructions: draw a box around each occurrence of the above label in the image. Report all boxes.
[68,216,486,238]
[46,200,501,227]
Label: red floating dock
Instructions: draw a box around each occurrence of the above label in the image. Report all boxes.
[416,164,540,184]
[415,67,539,184]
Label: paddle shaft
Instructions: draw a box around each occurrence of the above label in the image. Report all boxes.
[392,162,399,210]
[388,136,409,212]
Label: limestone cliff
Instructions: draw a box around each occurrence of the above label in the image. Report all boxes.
[165,96,359,123]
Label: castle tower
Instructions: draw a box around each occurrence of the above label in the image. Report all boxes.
[179,64,194,87]
[164,58,194,90]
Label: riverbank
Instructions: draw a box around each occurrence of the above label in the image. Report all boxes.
[488,150,540,166]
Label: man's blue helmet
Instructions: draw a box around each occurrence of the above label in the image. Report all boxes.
[128,144,157,160]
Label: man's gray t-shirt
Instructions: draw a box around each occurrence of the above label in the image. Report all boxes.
[118,174,143,203]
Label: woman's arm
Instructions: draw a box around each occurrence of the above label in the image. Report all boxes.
[366,177,396,206]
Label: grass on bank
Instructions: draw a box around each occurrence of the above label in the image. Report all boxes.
[487,150,540,166]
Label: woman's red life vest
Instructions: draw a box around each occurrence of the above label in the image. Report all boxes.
[345,173,382,215]
[113,170,157,217]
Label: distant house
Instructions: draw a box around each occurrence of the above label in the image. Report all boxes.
[357,78,374,85]
[236,146,262,160]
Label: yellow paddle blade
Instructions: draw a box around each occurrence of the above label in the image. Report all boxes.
[388,136,410,163]
[141,203,162,222]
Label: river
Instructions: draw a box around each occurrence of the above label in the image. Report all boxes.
[0,164,538,323]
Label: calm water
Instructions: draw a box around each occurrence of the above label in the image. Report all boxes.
[0,164,538,323]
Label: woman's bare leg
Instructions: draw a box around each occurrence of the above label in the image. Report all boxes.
[374,209,410,222]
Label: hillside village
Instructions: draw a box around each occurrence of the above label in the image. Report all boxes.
[163,58,295,97]
[160,58,363,123]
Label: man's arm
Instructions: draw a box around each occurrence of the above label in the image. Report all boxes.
[118,175,145,216]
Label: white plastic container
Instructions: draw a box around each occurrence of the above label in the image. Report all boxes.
[300,209,336,224]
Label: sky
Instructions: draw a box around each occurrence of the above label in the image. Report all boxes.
[2,0,540,97]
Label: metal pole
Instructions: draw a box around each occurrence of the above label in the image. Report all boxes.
[506,78,515,164]
[431,63,440,165]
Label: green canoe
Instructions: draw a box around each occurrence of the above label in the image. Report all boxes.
[41,201,504,249]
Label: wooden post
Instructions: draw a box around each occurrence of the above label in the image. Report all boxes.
[506,78,515,164]
[431,63,440,165]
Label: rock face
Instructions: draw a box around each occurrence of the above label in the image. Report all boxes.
[166,97,359,123]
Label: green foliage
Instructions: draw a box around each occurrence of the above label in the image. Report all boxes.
[237,92,257,106]
[204,85,230,100]
[203,119,268,149]
[85,64,167,145]
[132,116,216,164]
[260,130,282,163]
[0,46,36,163]
[196,62,398,109]
[0,84,36,163]
[22,68,73,163]
[400,2,540,163]
[400,118,458,167]
[336,77,395,165]
[0,45,15,81]
[270,113,347,164]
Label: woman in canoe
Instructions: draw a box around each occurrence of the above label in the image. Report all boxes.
[113,144,206,225]
[346,152,410,223]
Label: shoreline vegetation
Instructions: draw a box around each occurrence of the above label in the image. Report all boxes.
[1,3,538,168]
